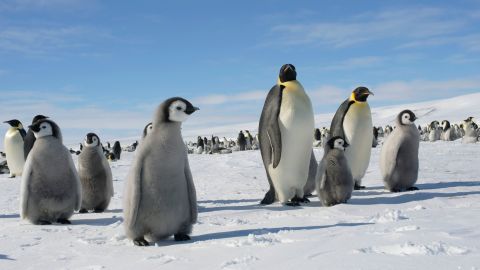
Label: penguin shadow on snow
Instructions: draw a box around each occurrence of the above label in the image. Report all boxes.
[194,222,373,242]
[0,254,15,261]
[0,213,20,218]
[349,183,480,205]
[199,199,322,213]
[71,216,123,226]
[198,199,260,204]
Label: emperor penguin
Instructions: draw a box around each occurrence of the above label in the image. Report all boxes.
[20,119,81,224]
[259,64,315,206]
[3,119,27,177]
[24,115,49,159]
[112,141,122,160]
[329,87,374,189]
[313,128,322,147]
[428,121,441,142]
[237,131,246,151]
[123,97,199,246]
[462,121,478,143]
[380,110,420,192]
[195,136,205,154]
[441,120,454,141]
[78,133,114,213]
[316,136,353,206]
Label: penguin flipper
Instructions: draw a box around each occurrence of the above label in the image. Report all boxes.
[124,157,144,228]
[184,155,198,223]
[20,155,34,219]
[330,99,354,140]
[259,84,283,169]
[315,156,327,191]
[66,151,82,211]
[20,128,27,139]
[103,157,114,197]
[380,133,401,182]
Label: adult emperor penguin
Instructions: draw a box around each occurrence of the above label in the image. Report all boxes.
[316,136,353,206]
[20,119,81,224]
[78,133,113,213]
[24,115,49,159]
[112,141,122,160]
[123,97,199,246]
[259,64,315,206]
[380,110,420,192]
[3,119,27,177]
[329,86,374,190]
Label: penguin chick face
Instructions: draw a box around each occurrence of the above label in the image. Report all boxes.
[327,136,349,151]
[398,110,417,125]
[84,133,100,148]
[166,99,199,122]
[278,64,297,83]
[31,115,49,124]
[143,122,153,138]
[4,119,23,129]
[30,121,53,139]
[350,87,374,102]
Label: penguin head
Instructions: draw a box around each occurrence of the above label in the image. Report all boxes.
[142,122,153,138]
[29,120,52,139]
[398,110,417,125]
[157,97,199,123]
[441,120,451,130]
[31,115,49,124]
[350,87,374,102]
[278,64,297,83]
[84,133,100,148]
[3,119,23,129]
[327,136,349,151]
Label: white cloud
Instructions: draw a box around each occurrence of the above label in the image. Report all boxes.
[270,8,469,48]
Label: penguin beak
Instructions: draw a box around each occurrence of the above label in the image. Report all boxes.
[86,136,93,144]
[185,106,200,115]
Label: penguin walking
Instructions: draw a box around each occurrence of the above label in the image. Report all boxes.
[78,133,113,213]
[20,119,81,224]
[316,136,353,206]
[3,119,27,177]
[329,87,374,189]
[259,64,314,206]
[380,110,420,192]
[123,97,199,246]
[24,115,49,159]
[112,141,122,160]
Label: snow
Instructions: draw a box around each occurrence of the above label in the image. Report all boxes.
[1,140,479,269]
[1,92,480,269]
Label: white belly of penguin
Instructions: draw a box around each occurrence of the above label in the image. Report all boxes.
[268,84,314,203]
[4,130,25,175]
[343,103,373,182]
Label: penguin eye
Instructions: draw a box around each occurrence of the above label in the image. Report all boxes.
[176,106,182,111]
[42,125,46,129]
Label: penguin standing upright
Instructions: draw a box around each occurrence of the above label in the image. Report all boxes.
[3,119,27,177]
[20,119,81,224]
[237,131,246,151]
[112,141,122,160]
[24,115,49,159]
[259,64,314,206]
[380,110,420,192]
[78,133,113,213]
[329,87,374,189]
[123,97,199,246]
[441,120,454,141]
[316,136,353,206]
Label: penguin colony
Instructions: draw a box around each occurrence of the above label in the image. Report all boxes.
[1,64,479,247]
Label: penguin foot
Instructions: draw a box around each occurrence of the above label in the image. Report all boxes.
[133,237,149,246]
[79,209,88,214]
[407,186,419,191]
[174,234,191,241]
[285,202,301,207]
[36,220,52,225]
[93,208,105,213]
[57,219,71,224]
[260,189,276,205]
[291,196,310,203]
[8,174,15,178]
[390,188,402,193]
[354,185,366,190]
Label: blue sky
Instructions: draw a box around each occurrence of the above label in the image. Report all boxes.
[1,0,480,145]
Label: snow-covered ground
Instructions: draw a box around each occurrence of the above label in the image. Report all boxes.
[1,139,479,269]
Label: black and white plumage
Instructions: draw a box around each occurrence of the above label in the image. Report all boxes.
[112,141,122,160]
[24,115,49,159]
[258,64,314,206]
[123,97,199,246]
[316,136,353,206]
[380,110,420,192]
[20,119,81,225]
[3,119,27,177]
